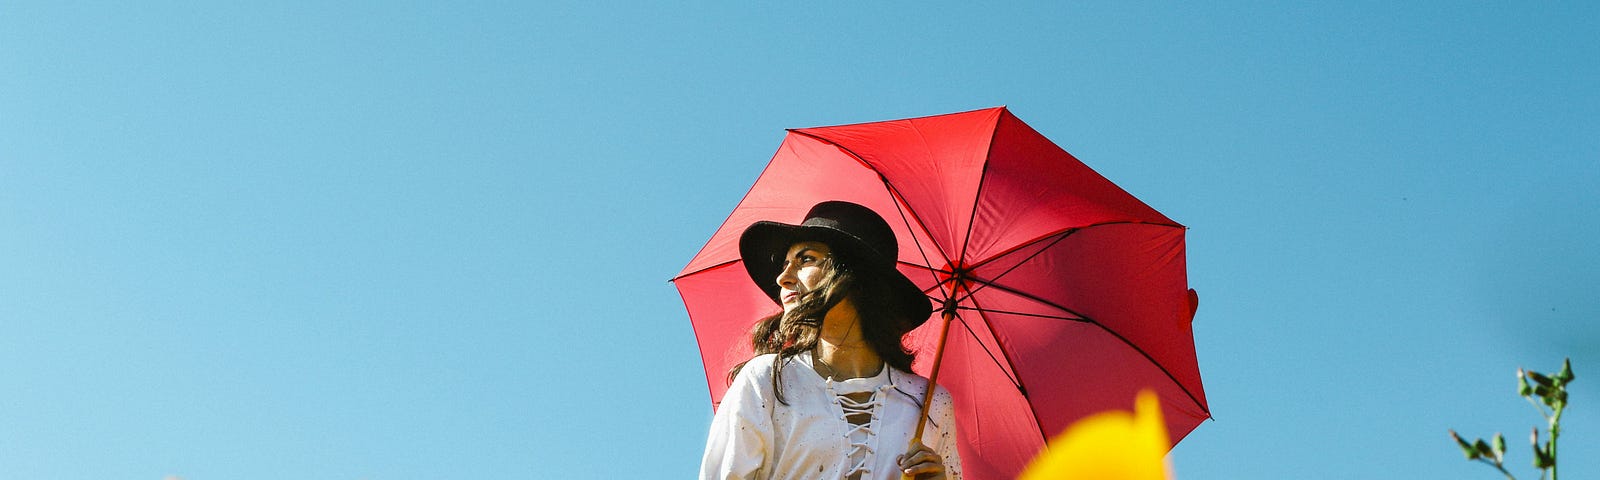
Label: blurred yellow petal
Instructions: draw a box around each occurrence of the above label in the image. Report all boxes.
[1016,391,1172,480]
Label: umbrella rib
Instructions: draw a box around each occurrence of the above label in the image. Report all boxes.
[947,308,1025,392]
[1092,314,1211,416]
[949,221,1187,323]
[952,221,1209,414]
[976,282,1211,416]
[960,291,1053,444]
[904,122,967,281]
[954,228,1079,303]
[901,263,952,304]
[914,221,1209,415]
[954,305,1090,323]
[965,221,1184,275]
[789,129,958,304]
[885,182,958,303]
[961,281,1096,326]
[952,109,1005,273]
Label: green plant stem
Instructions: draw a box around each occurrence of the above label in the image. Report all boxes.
[1549,405,1562,480]
[1478,458,1517,480]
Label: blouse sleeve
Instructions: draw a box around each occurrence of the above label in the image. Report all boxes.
[931,386,963,480]
[699,359,775,480]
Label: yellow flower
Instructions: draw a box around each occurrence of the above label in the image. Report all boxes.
[1016,391,1173,480]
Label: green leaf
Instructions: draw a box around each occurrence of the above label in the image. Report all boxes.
[1540,387,1560,408]
[1451,430,1480,459]
[1493,433,1507,461]
[1533,442,1554,469]
[1475,439,1495,458]
[1527,370,1555,387]
[1555,357,1574,384]
[1519,369,1534,397]
[1535,384,1555,401]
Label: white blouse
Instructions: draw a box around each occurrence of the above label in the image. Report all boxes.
[700,352,962,480]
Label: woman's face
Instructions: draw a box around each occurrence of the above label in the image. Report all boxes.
[776,241,831,314]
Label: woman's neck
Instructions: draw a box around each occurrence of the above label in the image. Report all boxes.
[813,300,882,379]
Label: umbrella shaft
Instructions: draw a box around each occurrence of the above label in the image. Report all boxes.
[903,307,955,480]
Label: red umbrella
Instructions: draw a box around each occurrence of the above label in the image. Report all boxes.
[673,107,1208,480]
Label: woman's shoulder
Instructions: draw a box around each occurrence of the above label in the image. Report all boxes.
[733,353,781,380]
[890,367,930,389]
[733,353,810,382]
[746,353,781,368]
[889,369,954,402]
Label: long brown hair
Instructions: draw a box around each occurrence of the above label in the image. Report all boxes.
[727,245,918,405]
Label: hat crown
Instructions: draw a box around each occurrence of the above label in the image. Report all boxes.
[798,201,897,267]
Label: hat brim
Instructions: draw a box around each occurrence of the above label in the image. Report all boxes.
[739,221,932,328]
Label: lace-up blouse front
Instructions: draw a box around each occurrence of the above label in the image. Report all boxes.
[700,352,962,480]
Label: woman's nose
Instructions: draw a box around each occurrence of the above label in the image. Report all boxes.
[776,264,798,289]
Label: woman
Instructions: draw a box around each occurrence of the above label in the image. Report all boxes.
[700,201,962,480]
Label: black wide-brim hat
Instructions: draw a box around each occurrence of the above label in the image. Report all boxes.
[738,201,933,328]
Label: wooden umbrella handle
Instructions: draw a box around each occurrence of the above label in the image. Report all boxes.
[902,306,956,480]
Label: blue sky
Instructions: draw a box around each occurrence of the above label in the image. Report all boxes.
[2,2,1596,479]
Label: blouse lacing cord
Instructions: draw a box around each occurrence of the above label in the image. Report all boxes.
[824,376,895,479]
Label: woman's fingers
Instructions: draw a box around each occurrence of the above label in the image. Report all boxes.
[902,443,938,462]
[898,443,945,478]
[903,462,944,475]
[901,451,940,467]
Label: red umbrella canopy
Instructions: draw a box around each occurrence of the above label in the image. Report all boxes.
[673,107,1208,480]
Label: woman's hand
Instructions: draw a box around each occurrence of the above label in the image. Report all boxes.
[897,441,946,479]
